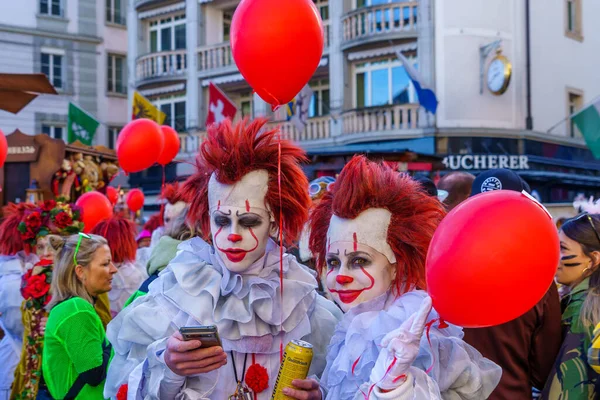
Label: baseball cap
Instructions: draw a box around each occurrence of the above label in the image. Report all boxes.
[471,169,528,196]
[413,175,449,202]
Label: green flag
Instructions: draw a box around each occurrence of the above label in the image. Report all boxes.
[68,103,99,145]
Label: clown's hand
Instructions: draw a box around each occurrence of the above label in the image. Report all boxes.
[370,296,432,391]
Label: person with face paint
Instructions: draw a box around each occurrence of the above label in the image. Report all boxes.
[542,213,600,398]
[150,182,187,249]
[308,156,501,399]
[104,119,342,400]
[0,203,38,400]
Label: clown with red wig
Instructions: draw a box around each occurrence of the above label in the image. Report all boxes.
[151,182,187,248]
[0,204,38,400]
[309,156,501,399]
[104,119,342,399]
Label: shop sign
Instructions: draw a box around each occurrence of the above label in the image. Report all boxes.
[443,154,529,170]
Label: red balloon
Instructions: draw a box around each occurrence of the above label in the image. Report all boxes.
[126,189,145,212]
[157,126,180,166]
[106,186,119,205]
[0,129,7,168]
[230,0,323,107]
[426,190,559,328]
[117,119,164,173]
[76,191,113,233]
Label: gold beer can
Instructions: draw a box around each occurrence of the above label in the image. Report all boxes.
[271,340,314,400]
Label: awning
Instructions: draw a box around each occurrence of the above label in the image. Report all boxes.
[305,137,436,156]
[0,73,57,114]
[138,2,186,20]
[519,170,600,186]
[348,43,417,62]
[140,83,186,97]
[526,154,600,171]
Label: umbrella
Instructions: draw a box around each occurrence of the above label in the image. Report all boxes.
[0,73,57,114]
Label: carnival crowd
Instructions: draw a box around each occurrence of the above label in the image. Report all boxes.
[1,118,599,400]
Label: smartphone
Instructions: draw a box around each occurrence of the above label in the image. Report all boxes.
[179,325,222,348]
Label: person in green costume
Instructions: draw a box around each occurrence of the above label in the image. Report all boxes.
[543,213,600,399]
[124,207,199,307]
[40,233,116,400]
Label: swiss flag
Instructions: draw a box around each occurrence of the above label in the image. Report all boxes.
[206,82,237,126]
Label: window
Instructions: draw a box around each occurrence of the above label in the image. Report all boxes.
[565,0,582,40]
[42,125,64,141]
[308,79,330,117]
[107,54,127,94]
[41,51,63,89]
[40,0,62,17]
[239,92,253,118]
[149,15,186,52]
[354,57,417,108]
[223,10,234,42]
[568,89,583,138]
[106,0,125,25]
[155,97,186,132]
[108,127,121,149]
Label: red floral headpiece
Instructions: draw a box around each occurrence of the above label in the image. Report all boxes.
[18,200,84,246]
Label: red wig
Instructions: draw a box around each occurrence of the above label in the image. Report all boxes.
[309,156,446,295]
[161,182,185,205]
[0,203,34,255]
[143,213,163,232]
[183,118,310,246]
[90,217,137,263]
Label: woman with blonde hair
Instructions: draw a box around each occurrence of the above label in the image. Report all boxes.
[39,233,116,400]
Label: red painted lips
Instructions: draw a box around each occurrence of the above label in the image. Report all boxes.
[222,248,247,263]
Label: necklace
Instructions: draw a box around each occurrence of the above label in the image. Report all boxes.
[229,351,253,400]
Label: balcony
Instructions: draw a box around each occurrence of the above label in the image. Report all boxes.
[197,25,330,76]
[342,2,418,49]
[267,116,331,142]
[136,50,187,82]
[198,42,236,76]
[342,104,420,136]
[178,131,205,156]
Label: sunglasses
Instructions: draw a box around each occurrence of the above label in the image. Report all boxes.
[573,213,600,246]
[73,232,91,266]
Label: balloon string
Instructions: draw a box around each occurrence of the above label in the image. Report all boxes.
[361,356,400,400]
[278,134,284,362]
[423,318,448,375]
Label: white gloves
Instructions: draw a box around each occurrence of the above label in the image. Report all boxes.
[369,296,433,391]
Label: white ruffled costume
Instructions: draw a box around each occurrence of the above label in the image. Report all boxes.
[105,237,342,399]
[108,260,148,316]
[322,289,502,399]
[0,252,37,400]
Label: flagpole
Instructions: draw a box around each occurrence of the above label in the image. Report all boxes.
[546,93,600,133]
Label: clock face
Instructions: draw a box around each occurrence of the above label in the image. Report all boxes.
[487,59,507,93]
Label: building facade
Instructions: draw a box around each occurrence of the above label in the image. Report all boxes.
[128,0,600,204]
[0,0,129,149]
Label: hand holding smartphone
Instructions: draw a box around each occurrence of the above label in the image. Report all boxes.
[179,325,222,348]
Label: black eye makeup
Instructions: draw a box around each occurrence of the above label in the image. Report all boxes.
[214,215,231,227]
[561,254,582,267]
[238,215,263,228]
[351,257,371,268]
[326,255,341,269]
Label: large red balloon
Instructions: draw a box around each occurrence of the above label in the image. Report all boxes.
[126,189,145,212]
[76,191,113,233]
[426,190,559,328]
[106,186,119,205]
[0,129,7,168]
[117,119,164,173]
[230,0,323,107]
[157,126,180,166]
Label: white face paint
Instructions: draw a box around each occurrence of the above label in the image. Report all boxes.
[208,170,275,273]
[325,208,397,312]
[164,201,186,227]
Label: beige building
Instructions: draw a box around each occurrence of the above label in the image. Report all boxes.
[128,0,600,205]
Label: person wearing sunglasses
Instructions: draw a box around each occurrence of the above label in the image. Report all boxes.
[542,213,600,398]
[40,233,116,400]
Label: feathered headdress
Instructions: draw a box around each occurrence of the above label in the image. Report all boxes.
[573,194,600,214]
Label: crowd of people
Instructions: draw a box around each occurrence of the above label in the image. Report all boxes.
[0,118,599,399]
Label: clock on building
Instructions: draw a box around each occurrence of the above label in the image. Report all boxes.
[486,52,512,95]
